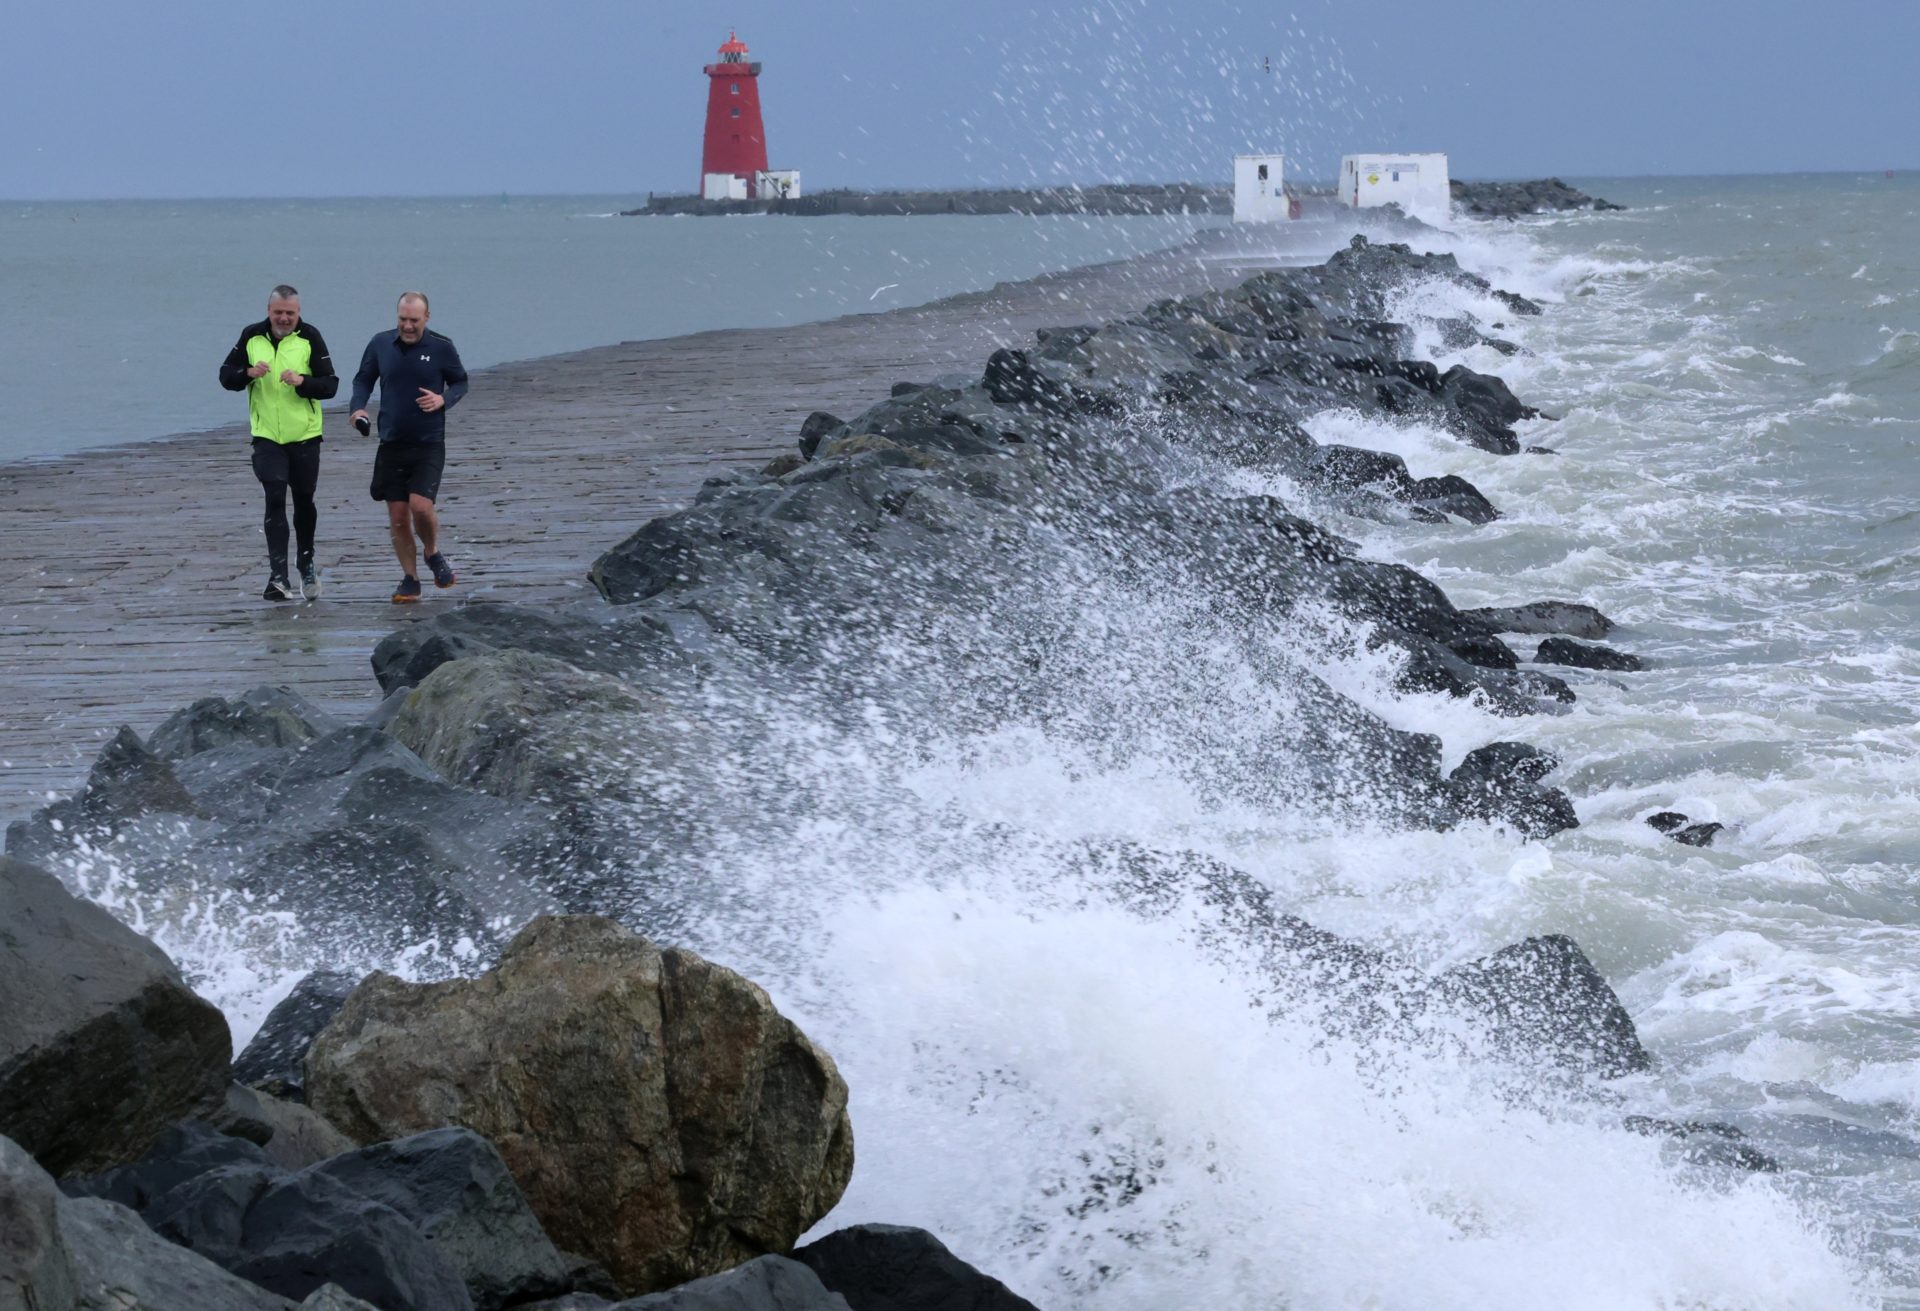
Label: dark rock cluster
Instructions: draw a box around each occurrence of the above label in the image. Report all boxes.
[635,182,1230,219]
[1450,177,1626,218]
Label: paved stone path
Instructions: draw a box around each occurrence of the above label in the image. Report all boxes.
[0,222,1343,823]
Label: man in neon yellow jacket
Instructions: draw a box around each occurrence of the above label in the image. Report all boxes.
[218,285,339,600]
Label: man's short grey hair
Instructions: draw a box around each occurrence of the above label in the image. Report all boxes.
[397,291,430,312]
[269,284,299,302]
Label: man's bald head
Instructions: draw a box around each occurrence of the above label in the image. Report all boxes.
[395,292,430,344]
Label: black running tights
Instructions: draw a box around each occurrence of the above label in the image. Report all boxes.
[251,438,321,575]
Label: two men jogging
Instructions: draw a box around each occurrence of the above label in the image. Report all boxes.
[219,288,468,603]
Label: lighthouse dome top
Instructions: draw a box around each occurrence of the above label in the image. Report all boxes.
[717,31,749,57]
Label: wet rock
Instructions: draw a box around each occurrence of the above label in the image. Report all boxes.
[0,1133,80,1310]
[252,1096,360,1173]
[62,1188,303,1311]
[212,1083,278,1145]
[370,602,693,694]
[301,1286,384,1310]
[1380,631,1576,716]
[1648,803,1735,849]
[1435,935,1651,1078]
[233,970,359,1102]
[1674,822,1723,848]
[216,1167,474,1310]
[385,650,714,870]
[1444,632,1518,670]
[307,1129,571,1311]
[1623,1117,1779,1173]
[798,411,848,460]
[61,1120,273,1212]
[1535,637,1643,671]
[1462,600,1615,639]
[306,915,855,1296]
[0,858,231,1176]
[5,728,201,860]
[1446,742,1578,838]
[148,686,343,761]
[1434,366,1534,454]
[616,1256,850,1310]
[232,970,358,1103]
[1094,844,1646,1079]
[1308,443,1415,495]
[1451,177,1625,219]
[1409,474,1500,525]
[794,1224,1040,1311]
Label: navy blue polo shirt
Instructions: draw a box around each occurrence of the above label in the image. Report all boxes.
[350,328,470,443]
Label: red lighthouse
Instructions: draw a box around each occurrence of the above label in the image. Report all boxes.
[701,31,769,198]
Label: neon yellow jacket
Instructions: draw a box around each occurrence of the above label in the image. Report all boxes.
[218,320,339,444]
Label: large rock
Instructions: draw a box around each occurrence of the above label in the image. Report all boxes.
[1451,177,1625,218]
[1,1134,80,1310]
[62,1190,303,1311]
[307,916,855,1295]
[1434,935,1651,1078]
[1445,741,1578,838]
[3,1133,304,1311]
[148,685,343,760]
[617,1256,850,1311]
[793,1225,1040,1311]
[386,650,702,814]
[1535,636,1643,671]
[0,857,231,1176]
[169,1165,476,1311]
[1461,601,1615,639]
[4,729,201,862]
[69,1124,561,1310]
[233,970,360,1102]
[62,1120,272,1213]
[307,1128,571,1311]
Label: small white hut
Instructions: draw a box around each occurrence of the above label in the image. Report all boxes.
[755,169,802,200]
[1232,154,1292,224]
[1339,153,1450,225]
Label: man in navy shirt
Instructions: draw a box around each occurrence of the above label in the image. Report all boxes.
[349,291,469,603]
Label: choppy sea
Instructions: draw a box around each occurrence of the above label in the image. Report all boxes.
[22,173,1920,1307]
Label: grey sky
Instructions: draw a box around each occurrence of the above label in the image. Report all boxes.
[4,0,1913,200]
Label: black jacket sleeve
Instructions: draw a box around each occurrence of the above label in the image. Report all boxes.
[350,338,380,414]
[294,325,340,401]
[218,327,255,391]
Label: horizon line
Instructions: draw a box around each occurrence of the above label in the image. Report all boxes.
[3,166,1913,206]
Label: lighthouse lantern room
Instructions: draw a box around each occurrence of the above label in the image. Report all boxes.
[702,31,771,198]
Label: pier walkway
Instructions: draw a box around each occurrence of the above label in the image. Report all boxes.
[0,224,1344,823]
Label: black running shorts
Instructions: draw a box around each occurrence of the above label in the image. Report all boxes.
[369,441,446,503]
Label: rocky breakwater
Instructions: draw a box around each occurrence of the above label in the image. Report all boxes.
[7,232,1755,1308]
[632,182,1230,219]
[7,235,1667,1071]
[1450,176,1625,218]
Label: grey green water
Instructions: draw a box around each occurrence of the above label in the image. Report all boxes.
[0,195,1216,461]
